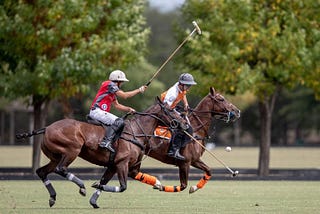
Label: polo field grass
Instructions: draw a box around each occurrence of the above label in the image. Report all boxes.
[1,146,319,213]
[1,146,320,169]
[0,180,319,213]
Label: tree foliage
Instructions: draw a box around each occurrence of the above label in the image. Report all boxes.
[0,0,149,102]
[178,0,319,176]
[0,0,150,172]
[179,0,319,98]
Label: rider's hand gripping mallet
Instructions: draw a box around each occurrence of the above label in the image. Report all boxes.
[146,21,202,86]
[183,131,239,177]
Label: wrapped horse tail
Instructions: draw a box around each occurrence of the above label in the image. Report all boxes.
[16,128,46,139]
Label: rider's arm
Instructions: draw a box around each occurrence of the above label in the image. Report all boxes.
[183,95,189,110]
[113,99,135,113]
[115,86,147,99]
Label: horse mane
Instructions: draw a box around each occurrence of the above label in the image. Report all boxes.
[193,93,210,112]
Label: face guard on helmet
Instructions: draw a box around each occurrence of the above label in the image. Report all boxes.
[109,70,129,82]
[178,73,197,86]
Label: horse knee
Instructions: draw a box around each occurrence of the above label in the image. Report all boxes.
[55,166,68,177]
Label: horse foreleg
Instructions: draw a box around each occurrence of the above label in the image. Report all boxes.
[129,170,162,189]
[154,163,190,193]
[36,161,58,207]
[189,160,212,194]
[90,167,117,209]
[54,155,86,197]
[90,162,129,209]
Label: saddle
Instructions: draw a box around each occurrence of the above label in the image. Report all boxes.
[86,115,106,126]
[154,126,172,139]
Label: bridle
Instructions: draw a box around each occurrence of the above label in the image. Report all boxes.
[189,93,234,135]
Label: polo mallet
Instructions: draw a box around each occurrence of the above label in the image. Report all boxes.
[183,131,239,177]
[146,21,202,86]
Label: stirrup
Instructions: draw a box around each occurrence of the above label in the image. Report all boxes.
[99,141,115,153]
[168,150,185,161]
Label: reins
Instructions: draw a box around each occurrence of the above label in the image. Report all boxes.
[119,102,181,151]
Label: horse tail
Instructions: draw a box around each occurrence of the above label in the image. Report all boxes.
[16,127,46,139]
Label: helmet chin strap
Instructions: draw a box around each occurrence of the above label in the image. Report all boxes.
[179,83,191,91]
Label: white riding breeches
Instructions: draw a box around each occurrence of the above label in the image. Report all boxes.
[89,108,118,125]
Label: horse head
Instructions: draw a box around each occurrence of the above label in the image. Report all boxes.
[209,87,240,122]
[195,87,240,123]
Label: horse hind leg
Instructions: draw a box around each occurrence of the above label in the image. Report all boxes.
[36,161,58,207]
[54,155,86,197]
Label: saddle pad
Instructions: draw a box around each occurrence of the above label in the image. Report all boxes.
[154,126,172,139]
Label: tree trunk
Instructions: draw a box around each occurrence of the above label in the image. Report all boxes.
[258,91,278,177]
[31,96,49,174]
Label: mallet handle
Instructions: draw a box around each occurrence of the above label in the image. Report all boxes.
[146,28,198,86]
[183,131,236,174]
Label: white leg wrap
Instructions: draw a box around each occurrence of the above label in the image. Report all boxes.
[43,179,51,186]
[102,185,121,192]
[66,173,75,181]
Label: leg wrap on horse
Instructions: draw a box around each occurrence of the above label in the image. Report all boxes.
[163,185,181,192]
[66,172,85,188]
[134,172,158,186]
[101,185,121,192]
[42,178,56,200]
[196,174,211,189]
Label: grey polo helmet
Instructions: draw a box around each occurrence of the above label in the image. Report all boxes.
[178,73,197,85]
[109,70,129,82]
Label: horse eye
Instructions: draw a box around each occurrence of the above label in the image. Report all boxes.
[218,96,224,101]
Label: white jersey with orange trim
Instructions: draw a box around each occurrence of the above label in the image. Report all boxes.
[161,82,186,109]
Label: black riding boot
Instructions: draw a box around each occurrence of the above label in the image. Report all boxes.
[99,127,116,152]
[99,118,124,153]
[167,132,185,161]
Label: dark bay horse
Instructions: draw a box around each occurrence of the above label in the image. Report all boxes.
[127,87,240,193]
[16,98,185,208]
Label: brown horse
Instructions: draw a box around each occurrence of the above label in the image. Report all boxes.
[16,98,185,208]
[124,87,240,193]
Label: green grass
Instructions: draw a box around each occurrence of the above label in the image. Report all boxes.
[0,180,319,214]
[1,146,319,169]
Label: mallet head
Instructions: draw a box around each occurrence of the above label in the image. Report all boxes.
[192,21,202,35]
[232,170,239,177]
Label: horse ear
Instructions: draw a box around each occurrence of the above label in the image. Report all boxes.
[210,87,216,95]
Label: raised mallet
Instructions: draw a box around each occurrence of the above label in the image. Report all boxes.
[146,21,201,86]
[183,131,239,177]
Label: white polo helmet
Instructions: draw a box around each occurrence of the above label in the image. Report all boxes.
[109,70,129,82]
[178,73,197,85]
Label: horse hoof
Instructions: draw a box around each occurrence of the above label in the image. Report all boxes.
[153,185,160,190]
[153,185,164,191]
[79,187,86,196]
[49,197,55,207]
[90,200,99,209]
[189,186,198,194]
[90,202,99,209]
[91,182,101,189]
